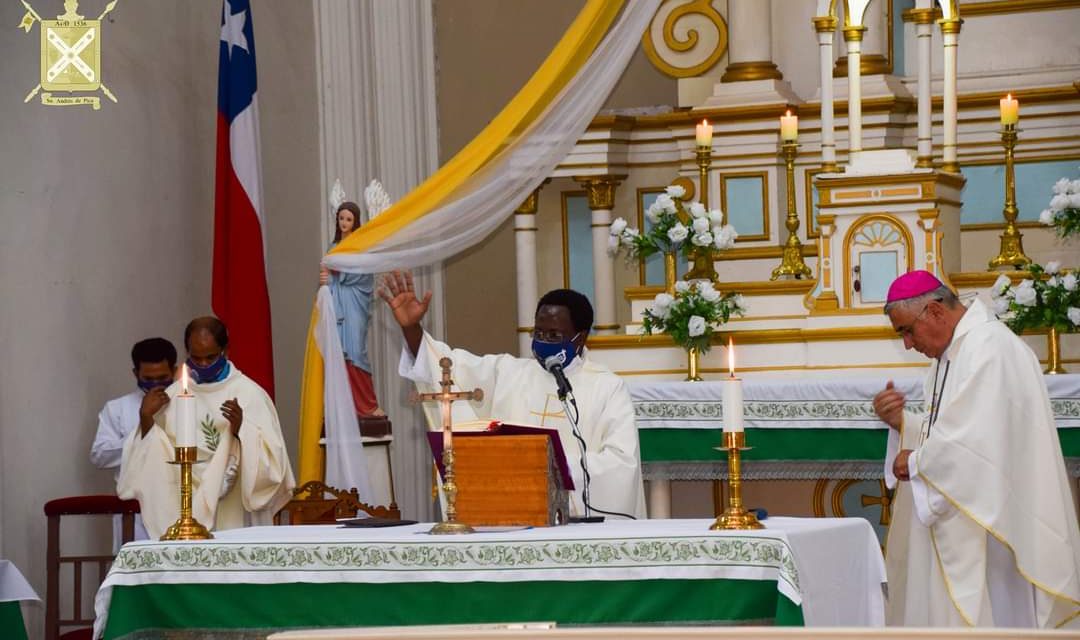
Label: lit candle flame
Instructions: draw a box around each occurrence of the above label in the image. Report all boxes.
[182,363,190,394]
[728,337,736,377]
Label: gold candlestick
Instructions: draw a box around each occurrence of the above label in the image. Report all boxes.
[771,142,812,280]
[160,446,213,541]
[989,125,1031,270]
[684,146,719,282]
[710,432,764,530]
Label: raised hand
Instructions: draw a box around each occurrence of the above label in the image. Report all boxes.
[377,270,430,356]
[378,270,432,329]
[872,380,906,431]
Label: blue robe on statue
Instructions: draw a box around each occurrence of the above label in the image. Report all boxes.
[328,267,374,374]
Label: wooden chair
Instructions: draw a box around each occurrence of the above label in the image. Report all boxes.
[44,495,140,640]
[274,480,401,525]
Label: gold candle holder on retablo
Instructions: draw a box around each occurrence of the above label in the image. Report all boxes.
[709,432,764,530]
[160,446,213,541]
[771,142,812,280]
[684,145,719,282]
[988,124,1031,270]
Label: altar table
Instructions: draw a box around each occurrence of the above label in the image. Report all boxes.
[93,517,884,639]
[0,560,39,640]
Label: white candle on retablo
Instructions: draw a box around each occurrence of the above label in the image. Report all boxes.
[695,119,713,148]
[722,338,744,433]
[175,364,197,448]
[999,93,1019,126]
[780,110,798,143]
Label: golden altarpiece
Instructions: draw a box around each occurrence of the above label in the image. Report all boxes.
[510,0,1080,536]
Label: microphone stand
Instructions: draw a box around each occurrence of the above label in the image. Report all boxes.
[557,384,604,524]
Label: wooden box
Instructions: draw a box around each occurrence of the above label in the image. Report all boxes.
[452,434,569,527]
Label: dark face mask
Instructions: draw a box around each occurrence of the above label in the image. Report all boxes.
[531,333,581,370]
[187,354,229,384]
[137,378,171,393]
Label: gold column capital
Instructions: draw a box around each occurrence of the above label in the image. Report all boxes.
[938,18,963,34]
[515,179,550,215]
[812,15,838,33]
[907,7,936,25]
[842,25,867,42]
[721,60,783,83]
[574,174,627,210]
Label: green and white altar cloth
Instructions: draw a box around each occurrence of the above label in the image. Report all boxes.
[0,560,39,640]
[93,517,884,638]
[630,374,1080,480]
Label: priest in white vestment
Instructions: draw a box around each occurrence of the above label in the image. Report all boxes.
[380,271,647,520]
[118,317,295,539]
[873,271,1080,628]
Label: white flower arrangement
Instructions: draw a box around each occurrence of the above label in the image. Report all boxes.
[641,280,746,353]
[989,263,1080,334]
[608,185,738,259]
[1039,172,1080,239]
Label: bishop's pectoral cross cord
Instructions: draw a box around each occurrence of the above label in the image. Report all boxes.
[927,359,950,436]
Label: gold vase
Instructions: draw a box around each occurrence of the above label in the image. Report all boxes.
[1046,326,1066,375]
[686,347,703,382]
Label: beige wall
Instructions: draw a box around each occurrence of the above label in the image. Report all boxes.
[433,0,677,353]
[0,1,319,634]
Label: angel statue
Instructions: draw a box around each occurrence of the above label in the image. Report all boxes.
[319,179,393,417]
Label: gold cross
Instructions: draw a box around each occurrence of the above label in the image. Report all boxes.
[411,357,483,446]
[860,479,893,526]
[528,394,565,426]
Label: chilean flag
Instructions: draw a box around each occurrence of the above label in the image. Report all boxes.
[213,0,274,396]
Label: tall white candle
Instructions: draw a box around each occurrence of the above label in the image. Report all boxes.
[695,119,713,148]
[780,110,798,142]
[175,364,197,448]
[723,338,744,433]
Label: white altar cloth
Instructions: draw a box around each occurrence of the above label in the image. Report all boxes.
[94,517,884,636]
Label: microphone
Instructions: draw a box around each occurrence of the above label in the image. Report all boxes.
[542,354,573,401]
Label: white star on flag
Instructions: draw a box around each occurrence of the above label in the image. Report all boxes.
[220,0,249,59]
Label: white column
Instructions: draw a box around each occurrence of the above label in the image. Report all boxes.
[836,0,889,77]
[814,16,839,171]
[576,176,625,335]
[514,187,542,357]
[314,0,442,521]
[913,6,935,167]
[843,25,867,155]
[940,18,962,173]
[647,480,672,519]
[720,0,782,82]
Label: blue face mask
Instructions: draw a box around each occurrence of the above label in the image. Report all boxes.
[532,333,581,370]
[137,377,171,393]
[187,355,230,384]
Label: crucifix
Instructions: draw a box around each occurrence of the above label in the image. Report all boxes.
[412,357,483,535]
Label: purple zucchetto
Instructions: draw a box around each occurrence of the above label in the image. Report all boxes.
[886,270,944,304]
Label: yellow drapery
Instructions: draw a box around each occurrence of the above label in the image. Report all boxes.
[298,0,628,484]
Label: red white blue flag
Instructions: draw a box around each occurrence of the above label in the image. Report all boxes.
[213,0,274,396]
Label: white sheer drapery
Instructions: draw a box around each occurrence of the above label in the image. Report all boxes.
[322,0,662,274]
[313,287,374,502]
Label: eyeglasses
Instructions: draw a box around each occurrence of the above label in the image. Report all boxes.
[895,303,933,339]
[532,329,578,344]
